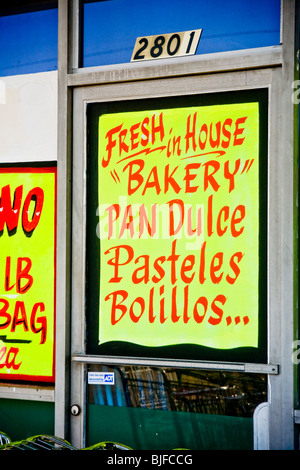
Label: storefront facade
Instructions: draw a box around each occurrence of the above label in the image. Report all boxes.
[0,0,299,450]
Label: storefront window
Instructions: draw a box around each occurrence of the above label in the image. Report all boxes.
[0,6,58,76]
[88,365,266,416]
[83,0,281,68]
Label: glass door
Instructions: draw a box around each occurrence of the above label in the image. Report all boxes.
[69,65,280,449]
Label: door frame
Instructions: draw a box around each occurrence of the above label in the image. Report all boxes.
[55,0,297,450]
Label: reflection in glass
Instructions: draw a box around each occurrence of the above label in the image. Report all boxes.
[83,0,280,68]
[0,9,58,76]
[88,365,267,418]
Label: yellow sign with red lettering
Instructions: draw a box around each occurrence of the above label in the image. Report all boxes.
[0,168,56,382]
[97,103,259,350]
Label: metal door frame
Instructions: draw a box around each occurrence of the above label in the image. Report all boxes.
[55,0,298,450]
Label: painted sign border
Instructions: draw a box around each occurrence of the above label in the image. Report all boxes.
[0,165,56,383]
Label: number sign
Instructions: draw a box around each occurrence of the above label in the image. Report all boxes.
[131,30,202,62]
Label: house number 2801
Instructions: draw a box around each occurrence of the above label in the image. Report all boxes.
[131,29,202,62]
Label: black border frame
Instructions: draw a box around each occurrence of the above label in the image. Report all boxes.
[85,88,268,364]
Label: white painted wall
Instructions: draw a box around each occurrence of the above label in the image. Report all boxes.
[0,71,57,163]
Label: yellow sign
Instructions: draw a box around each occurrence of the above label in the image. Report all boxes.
[98,103,259,350]
[0,168,56,382]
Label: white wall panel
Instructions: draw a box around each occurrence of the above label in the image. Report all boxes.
[0,71,57,163]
